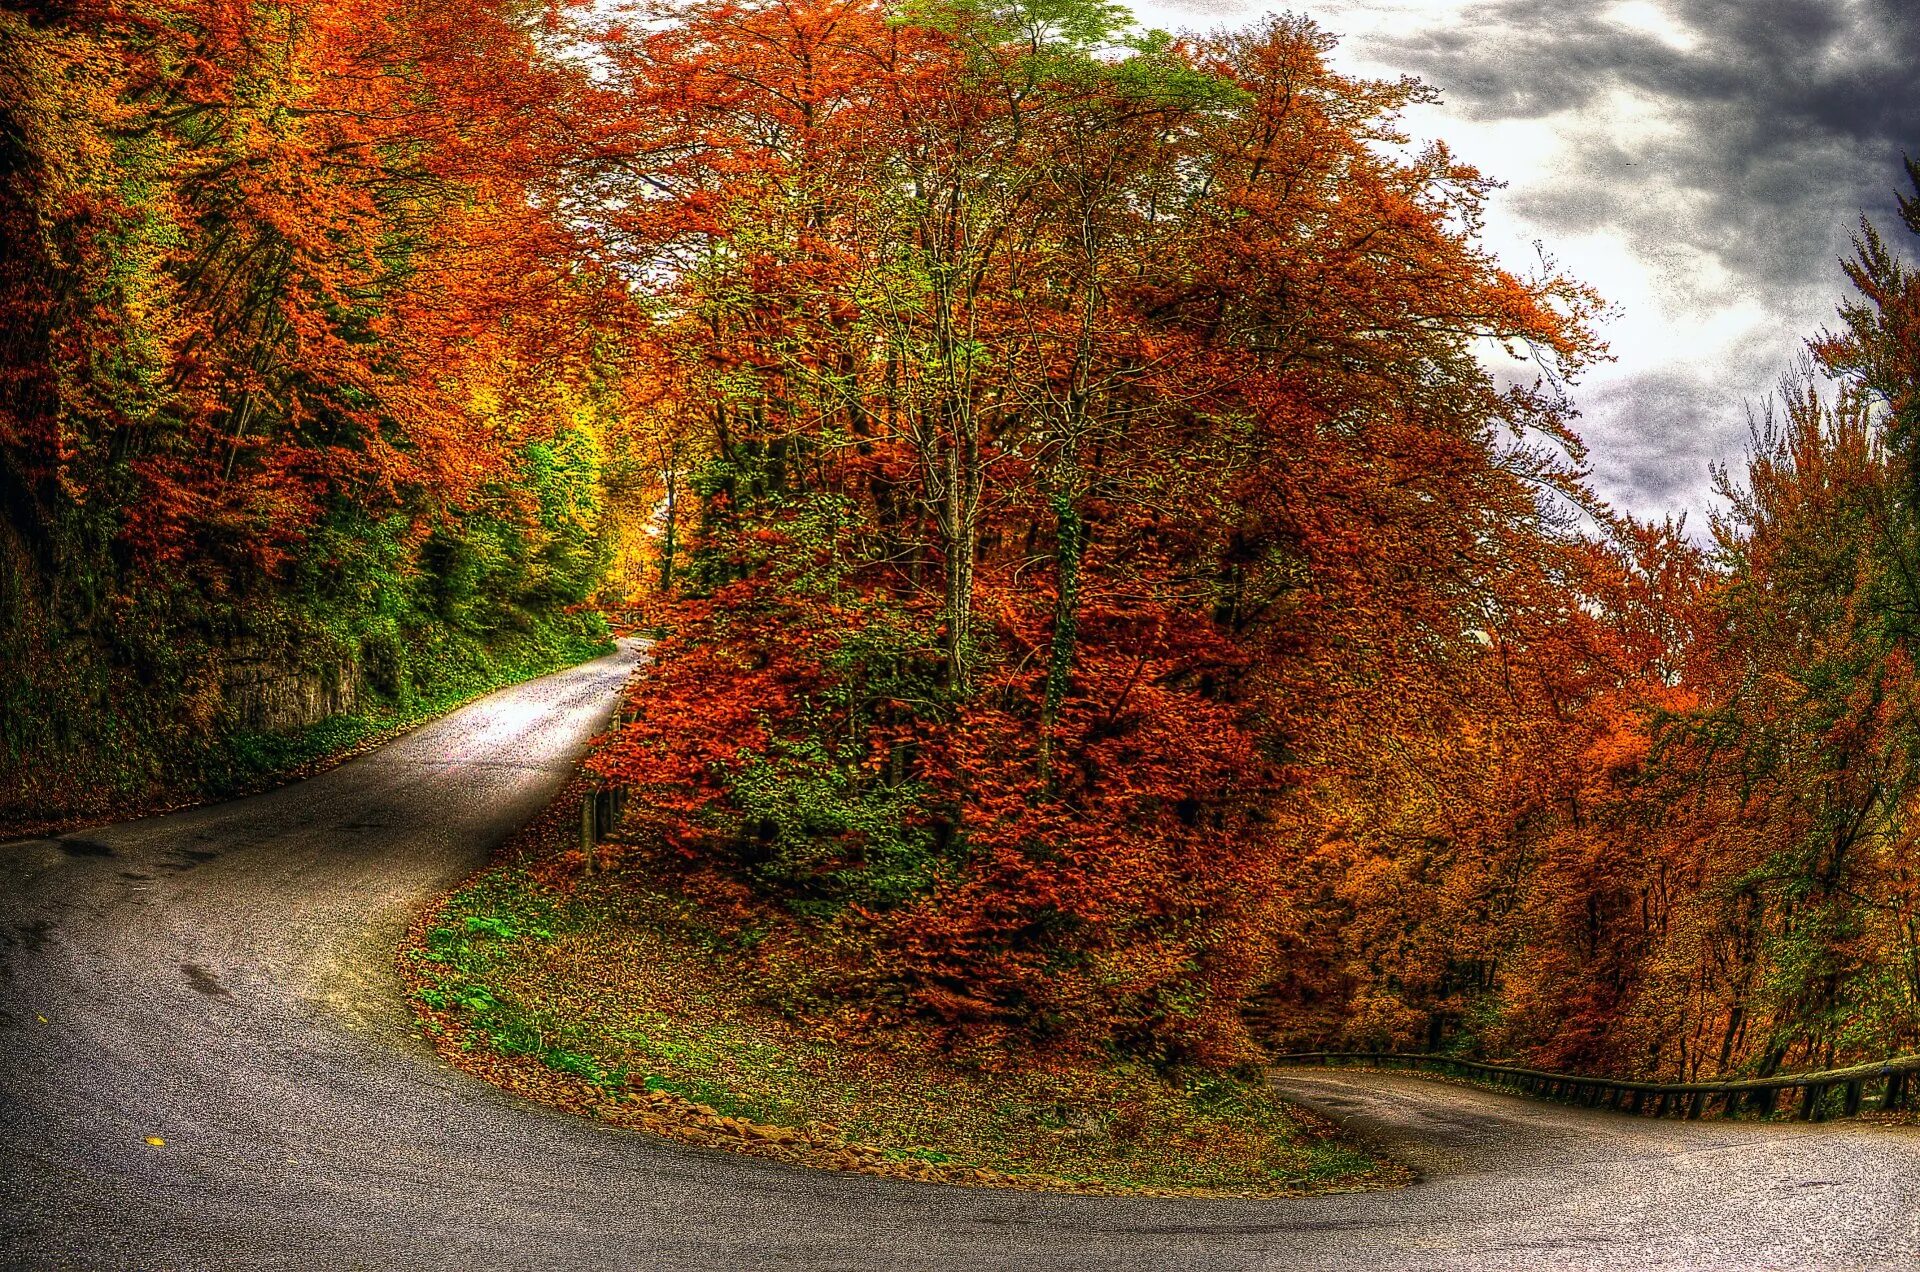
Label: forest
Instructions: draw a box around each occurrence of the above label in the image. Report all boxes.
[7,0,1920,1086]
[0,0,632,824]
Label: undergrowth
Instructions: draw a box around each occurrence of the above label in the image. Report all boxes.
[1,620,610,837]
[197,624,612,798]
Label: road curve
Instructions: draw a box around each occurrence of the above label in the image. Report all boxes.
[4,645,1920,1271]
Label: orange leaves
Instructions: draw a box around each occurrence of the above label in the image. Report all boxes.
[1,0,614,585]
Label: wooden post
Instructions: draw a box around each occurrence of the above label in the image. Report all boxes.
[1882,1071,1907,1112]
[581,793,595,874]
[1756,1086,1777,1117]
[1797,1084,1819,1121]
[1686,1091,1705,1119]
[1844,1078,1864,1117]
[1654,1091,1671,1118]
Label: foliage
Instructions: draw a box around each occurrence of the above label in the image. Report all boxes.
[0,0,630,824]
[403,814,1393,1195]
[581,0,1601,1066]
[17,0,1920,1093]
[1257,166,1920,1081]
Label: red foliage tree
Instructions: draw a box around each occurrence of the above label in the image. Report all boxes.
[585,0,1602,1065]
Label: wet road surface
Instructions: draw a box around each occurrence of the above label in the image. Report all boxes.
[4,644,1919,1270]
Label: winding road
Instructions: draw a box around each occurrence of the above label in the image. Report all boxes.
[5,644,1920,1270]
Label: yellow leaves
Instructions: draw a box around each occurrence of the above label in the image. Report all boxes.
[144,1137,165,1147]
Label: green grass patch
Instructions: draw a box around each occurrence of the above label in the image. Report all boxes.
[406,854,1391,1196]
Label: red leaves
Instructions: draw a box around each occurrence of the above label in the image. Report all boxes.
[2,0,606,583]
[569,0,1622,1066]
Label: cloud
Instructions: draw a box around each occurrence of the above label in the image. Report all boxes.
[1133,0,1920,517]
[1357,0,1920,516]
[1386,0,1917,239]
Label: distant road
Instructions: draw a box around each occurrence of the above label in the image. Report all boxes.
[1265,1067,1920,1269]
[3,643,1919,1270]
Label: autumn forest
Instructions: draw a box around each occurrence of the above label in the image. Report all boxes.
[7,0,1920,1091]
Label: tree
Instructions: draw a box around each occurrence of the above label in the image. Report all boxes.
[0,0,627,819]
[586,0,1603,1064]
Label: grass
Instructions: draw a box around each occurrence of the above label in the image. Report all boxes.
[401,793,1403,1198]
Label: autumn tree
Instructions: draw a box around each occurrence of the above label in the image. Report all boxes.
[585,0,1603,1065]
[0,0,629,820]
[1275,162,1920,1080]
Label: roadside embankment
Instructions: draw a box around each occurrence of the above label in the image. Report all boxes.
[402,784,1403,1199]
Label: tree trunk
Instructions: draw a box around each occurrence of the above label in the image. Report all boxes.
[1037,493,1085,784]
[659,463,678,593]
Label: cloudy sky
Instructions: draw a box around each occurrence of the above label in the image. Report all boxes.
[1130,0,1920,521]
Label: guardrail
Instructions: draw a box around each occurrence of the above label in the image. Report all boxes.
[1269,1050,1920,1123]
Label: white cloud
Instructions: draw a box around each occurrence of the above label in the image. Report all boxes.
[1602,1,1702,53]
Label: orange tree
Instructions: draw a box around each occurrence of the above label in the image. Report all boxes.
[1281,165,1920,1080]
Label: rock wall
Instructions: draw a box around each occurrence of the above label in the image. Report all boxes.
[219,647,364,735]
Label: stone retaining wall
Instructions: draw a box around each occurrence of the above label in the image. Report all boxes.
[219,646,364,735]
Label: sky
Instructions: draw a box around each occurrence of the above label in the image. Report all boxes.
[1127,0,1920,522]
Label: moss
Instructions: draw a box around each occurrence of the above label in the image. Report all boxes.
[195,621,610,798]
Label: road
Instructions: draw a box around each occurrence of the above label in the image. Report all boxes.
[4,644,1920,1271]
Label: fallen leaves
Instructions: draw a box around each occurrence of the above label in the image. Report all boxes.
[397,783,1405,1199]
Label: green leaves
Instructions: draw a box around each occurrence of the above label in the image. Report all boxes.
[730,734,945,907]
[892,0,1133,55]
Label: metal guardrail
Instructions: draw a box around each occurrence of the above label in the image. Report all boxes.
[1269,1050,1920,1123]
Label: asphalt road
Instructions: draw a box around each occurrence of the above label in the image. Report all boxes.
[5,644,1920,1271]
